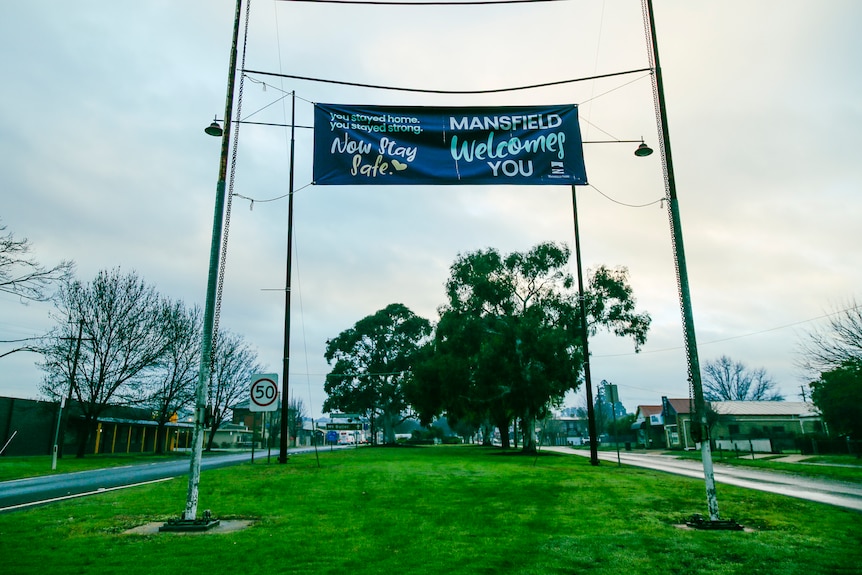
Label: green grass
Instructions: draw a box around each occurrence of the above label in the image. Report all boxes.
[1,446,860,574]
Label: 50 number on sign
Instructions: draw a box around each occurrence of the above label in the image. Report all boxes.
[249,373,279,412]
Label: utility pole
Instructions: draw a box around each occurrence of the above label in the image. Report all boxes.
[644,0,738,528]
[571,186,599,466]
[279,91,296,464]
[164,0,242,532]
[53,319,84,469]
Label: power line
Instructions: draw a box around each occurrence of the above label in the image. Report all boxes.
[242,67,653,95]
[594,304,862,358]
[588,184,664,209]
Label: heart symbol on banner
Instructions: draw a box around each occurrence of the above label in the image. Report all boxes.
[392,160,408,171]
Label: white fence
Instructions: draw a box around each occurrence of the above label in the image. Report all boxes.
[715,438,772,453]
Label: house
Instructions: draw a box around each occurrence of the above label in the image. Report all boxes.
[710,401,824,453]
[655,398,826,453]
[661,397,697,450]
[544,416,590,446]
[631,405,664,448]
[209,422,254,448]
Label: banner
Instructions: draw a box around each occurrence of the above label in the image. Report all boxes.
[313,104,587,186]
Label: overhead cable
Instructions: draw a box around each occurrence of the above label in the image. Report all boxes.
[242,67,653,95]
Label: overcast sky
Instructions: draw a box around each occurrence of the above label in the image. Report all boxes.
[2,1,860,419]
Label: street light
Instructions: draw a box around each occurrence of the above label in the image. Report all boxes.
[572,138,653,467]
[634,141,654,157]
[205,117,224,137]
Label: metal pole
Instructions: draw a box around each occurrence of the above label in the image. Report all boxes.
[54,319,84,467]
[644,0,719,520]
[279,92,296,464]
[183,0,243,522]
[571,186,599,466]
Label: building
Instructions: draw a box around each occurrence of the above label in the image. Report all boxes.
[710,401,823,453]
[0,396,193,457]
[631,405,664,448]
[661,397,696,450]
[543,416,590,446]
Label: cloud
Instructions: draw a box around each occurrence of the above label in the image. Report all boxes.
[2,1,861,417]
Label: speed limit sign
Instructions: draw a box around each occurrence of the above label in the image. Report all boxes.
[249,373,279,412]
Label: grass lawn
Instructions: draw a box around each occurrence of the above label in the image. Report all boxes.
[1,446,859,574]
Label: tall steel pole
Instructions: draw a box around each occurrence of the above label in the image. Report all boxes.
[571,186,599,466]
[279,92,296,464]
[183,0,243,522]
[644,0,719,520]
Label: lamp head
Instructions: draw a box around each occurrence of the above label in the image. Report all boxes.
[204,117,223,137]
[634,141,654,157]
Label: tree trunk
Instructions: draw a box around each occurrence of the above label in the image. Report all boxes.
[381,411,397,445]
[155,420,167,454]
[480,420,494,446]
[494,414,511,449]
[76,416,97,458]
[206,422,218,451]
[521,415,537,454]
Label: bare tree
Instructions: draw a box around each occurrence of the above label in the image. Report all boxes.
[702,355,784,402]
[0,221,74,303]
[142,301,202,454]
[39,269,169,457]
[0,221,74,359]
[798,300,862,375]
[205,329,264,451]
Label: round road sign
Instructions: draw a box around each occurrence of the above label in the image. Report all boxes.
[249,374,279,412]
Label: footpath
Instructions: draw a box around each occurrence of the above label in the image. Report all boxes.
[544,446,862,512]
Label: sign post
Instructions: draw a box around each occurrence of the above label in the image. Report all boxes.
[250,374,278,463]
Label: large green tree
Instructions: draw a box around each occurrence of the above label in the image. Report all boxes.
[324,303,432,445]
[810,359,862,439]
[408,242,650,453]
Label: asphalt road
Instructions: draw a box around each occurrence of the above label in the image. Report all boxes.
[546,446,862,512]
[0,447,324,513]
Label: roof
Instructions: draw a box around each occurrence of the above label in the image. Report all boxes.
[709,401,819,417]
[664,398,692,415]
[636,405,662,417]
[96,417,193,428]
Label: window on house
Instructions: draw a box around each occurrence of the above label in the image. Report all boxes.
[728,424,740,435]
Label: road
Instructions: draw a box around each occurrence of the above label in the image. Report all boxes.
[545,446,862,512]
[0,447,325,513]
